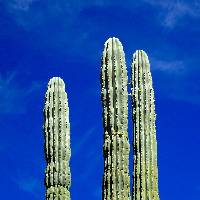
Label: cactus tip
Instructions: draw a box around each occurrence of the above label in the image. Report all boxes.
[104,37,122,48]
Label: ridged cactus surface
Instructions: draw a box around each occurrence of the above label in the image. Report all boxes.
[131,50,159,200]
[43,77,71,200]
[101,37,130,200]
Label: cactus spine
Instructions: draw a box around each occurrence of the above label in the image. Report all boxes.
[43,77,71,200]
[131,50,159,200]
[100,37,130,200]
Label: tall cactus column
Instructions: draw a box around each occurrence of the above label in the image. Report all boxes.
[43,77,71,200]
[101,37,130,200]
[131,50,159,200]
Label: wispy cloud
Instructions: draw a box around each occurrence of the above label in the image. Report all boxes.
[73,126,96,155]
[15,176,40,193]
[1,0,74,30]
[79,152,101,181]
[3,0,200,30]
[196,185,200,191]
[8,0,38,11]
[151,59,185,73]
[150,58,200,106]
[0,71,41,114]
[167,83,200,106]
[143,0,200,28]
[92,186,102,199]
[13,168,42,199]
[5,0,107,12]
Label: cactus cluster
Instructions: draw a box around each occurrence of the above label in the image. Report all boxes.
[43,38,159,200]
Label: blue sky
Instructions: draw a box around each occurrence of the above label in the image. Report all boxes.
[0,0,200,199]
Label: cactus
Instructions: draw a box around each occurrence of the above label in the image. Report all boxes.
[100,37,130,200]
[43,77,71,200]
[131,50,159,200]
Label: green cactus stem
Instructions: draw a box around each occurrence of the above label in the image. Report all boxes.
[131,50,159,200]
[100,37,130,200]
[43,77,71,200]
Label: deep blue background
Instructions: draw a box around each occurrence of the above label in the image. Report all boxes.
[0,0,200,199]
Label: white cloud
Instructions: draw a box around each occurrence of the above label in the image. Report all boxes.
[73,126,96,155]
[167,84,200,105]
[0,71,41,114]
[79,153,101,181]
[3,0,200,30]
[143,0,200,28]
[3,0,104,13]
[150,58,200,106]
[151,59,185,73]
[10,166,43,199]
[13,174,42,199]
[93,186,102,199]
[6,0,38,11]
[15,176,40,193]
